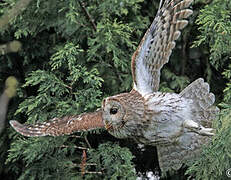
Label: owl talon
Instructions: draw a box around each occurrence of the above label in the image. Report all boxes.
[198,127,214,136]
[183,120,214,136]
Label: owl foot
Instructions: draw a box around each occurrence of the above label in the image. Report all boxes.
[183,120,214,136]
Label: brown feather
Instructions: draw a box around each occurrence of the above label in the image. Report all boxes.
[10,109,105,137]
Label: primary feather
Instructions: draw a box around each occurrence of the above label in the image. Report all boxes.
[132,0,193,95]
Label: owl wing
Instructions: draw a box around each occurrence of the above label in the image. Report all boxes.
[10,109,104,137]
[131,0,193,96]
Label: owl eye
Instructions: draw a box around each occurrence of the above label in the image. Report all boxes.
[110,107,118,115]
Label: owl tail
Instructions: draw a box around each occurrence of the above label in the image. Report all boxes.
[157,78,219,173]
[10,109,105,137]
[180,78,220,127]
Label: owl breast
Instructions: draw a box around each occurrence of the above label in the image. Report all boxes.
[102,91,194,145]
[139,92,193,145]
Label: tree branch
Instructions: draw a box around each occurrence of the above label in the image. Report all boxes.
[60,145,89,150]
[78,1,97,32]
[84,136,92,148]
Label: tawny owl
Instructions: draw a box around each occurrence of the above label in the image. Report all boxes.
[10,0,219,173]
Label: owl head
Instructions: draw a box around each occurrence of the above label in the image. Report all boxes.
[102,90,145,139]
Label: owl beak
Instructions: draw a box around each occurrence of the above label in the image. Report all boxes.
[104,121,113,131]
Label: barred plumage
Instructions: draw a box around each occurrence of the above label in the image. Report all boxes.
[10,0,220,173]
[10,109,104,137]
[132,0,193,95]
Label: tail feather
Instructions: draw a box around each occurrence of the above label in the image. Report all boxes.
[180,78,219,126]
[180,78,215,109]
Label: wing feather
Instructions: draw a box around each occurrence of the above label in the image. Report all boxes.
[131,0,193,95]
[10,109,104,137]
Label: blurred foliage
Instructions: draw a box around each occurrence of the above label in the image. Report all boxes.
[0,0,230,179]
[0,76,18,134]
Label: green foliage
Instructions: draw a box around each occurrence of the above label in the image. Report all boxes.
[223,64,231,104]
[160,69,190,93]
[7,136,82,180]
[15,41,103,124]
[193,0,231,69]
[85,142,136,180]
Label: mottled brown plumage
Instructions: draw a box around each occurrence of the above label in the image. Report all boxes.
[10,109,104,136]
[10,0,220,173]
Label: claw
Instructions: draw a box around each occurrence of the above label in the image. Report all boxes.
[198,127,214,136]
[183,120,214,136]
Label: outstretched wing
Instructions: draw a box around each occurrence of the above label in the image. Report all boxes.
[131,0,193,95]
[10,109,104,137]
